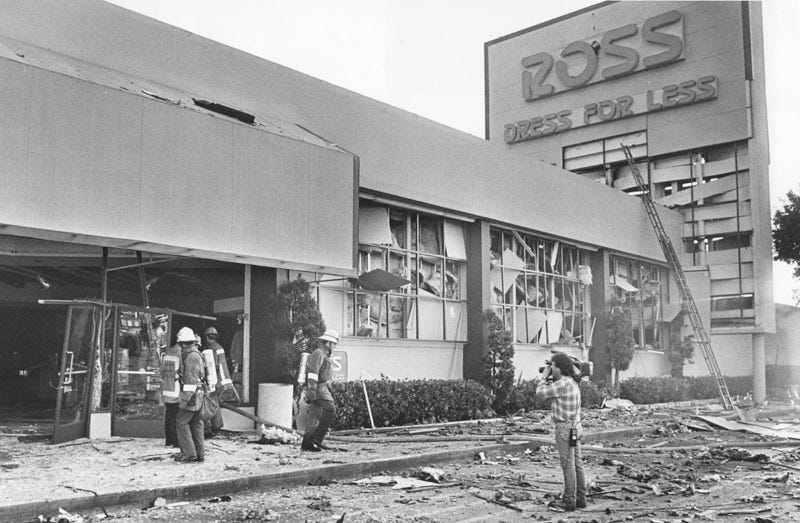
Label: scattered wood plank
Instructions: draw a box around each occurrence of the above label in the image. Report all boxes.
[406,482,462,492]
[681,421,714,432]
[693,415,800,439]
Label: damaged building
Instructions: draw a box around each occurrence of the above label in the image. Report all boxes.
[485,1,799,394]
[0,0,793,442]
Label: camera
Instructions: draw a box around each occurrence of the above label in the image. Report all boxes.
[539,354,593,380]
[538,360,551,374]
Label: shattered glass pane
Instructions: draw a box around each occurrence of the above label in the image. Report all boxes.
[445,301,467,340]
[390,209,407,249]
[388,295,413,339]
[359,248,384,274]
[407,255,420,293]
[355,292,384,337]
[419,257,443,297]
[388,251,410,286]
[445,260,464,300]
[419,215,442,254]
[417,292,443,339]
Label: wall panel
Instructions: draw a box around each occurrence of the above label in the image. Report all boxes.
[0,59,355,275]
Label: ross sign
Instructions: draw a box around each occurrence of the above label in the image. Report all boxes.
[521,10,685,102]
[504,75,717,144]
[330,350,348,381]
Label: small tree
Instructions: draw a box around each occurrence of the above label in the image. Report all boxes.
[482,310,515,414]
[773,188,800,305]
[667,320,695,378]
[605,296,635,386]
[265,277,326,388]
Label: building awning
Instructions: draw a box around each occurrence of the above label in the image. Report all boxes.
[357,268,411,292]
[611,275,639,293]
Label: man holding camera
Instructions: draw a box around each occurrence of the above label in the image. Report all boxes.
[536,352,587,512]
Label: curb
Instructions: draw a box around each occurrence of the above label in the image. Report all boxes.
[3,426,660,522]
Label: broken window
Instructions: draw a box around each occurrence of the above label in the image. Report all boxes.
[489,227,591,346]
[390,209,408,249]
[319,203,467,341]
[563,131,647,175]
[360,206,394,246]
[684,232,752,253]
[610,256,669,350]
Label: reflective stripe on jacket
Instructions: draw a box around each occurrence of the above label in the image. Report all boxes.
[160,345,181,402]
[207,340,234,390]
[179,348,204,411]
[306,347,333,402]
[202,348,219,391]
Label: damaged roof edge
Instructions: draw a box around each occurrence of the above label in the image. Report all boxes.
[0,36,341,152]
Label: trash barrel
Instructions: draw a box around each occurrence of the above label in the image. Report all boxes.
[256,383,293,430]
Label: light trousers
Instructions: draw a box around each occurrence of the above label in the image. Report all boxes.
[554,422,586,506]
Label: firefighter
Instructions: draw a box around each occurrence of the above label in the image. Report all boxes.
[175,326,205,463]
[203,326,234,436]
[159,338,182,447]
[301,329,339,452]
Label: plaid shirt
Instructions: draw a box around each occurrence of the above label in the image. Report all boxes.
[536,376,581,424]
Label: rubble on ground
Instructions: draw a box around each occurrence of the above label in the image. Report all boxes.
[3,399,799,522]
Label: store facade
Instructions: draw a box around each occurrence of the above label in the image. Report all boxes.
[0,0,701,439]
[485,1,776,398]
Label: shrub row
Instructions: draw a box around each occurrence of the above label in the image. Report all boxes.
[329,379,494,430]
[328,374,756,430]
[327,378,606,430]
[619,375,753,404]
[504,379,605,413]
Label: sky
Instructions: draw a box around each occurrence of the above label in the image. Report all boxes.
[107,0,800,304]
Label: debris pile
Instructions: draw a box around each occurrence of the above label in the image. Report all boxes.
[255,424,300,445]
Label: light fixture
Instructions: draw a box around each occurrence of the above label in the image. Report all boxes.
[36,274,51,291]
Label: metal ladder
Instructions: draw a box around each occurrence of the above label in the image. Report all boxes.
[621,145,734,410]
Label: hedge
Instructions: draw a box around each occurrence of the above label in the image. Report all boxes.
[326,375,758,430]
[329,379,494,430]
[327,377,606,429]
[619,375,753,404]
[506,379,605,413]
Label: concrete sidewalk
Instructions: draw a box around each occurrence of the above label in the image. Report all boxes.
[0,421,661,522]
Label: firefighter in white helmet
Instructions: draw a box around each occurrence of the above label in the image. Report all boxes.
[174,326,205,463]
[301,329,339,452]
[203,326,234,437]
[159,332,182,448]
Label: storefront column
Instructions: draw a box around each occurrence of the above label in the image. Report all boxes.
[242,265,252,404]
[464,220,492,382]
[248,266,280,404]
[589,250,612,386]
[753,333,766,404]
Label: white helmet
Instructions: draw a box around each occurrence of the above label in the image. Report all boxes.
[176,326,196,343]
[318,329,340,344]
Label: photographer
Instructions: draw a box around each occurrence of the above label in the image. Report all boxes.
[535,352,587,512]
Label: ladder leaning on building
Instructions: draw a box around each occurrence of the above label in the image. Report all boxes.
[621,144,734,411]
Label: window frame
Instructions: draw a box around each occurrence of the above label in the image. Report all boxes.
[489,226,591,346]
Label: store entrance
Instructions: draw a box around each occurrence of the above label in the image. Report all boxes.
[0,235,248,440]
[0,304,64,423]
[48,301,217,443]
